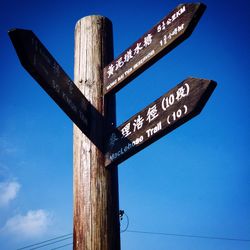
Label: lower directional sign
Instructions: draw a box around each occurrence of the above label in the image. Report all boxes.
[105,77,216,167]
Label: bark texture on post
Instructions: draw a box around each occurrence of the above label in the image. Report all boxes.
[73,16,120,250]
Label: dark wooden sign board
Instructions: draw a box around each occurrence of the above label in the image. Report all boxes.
[8,29,105,149]
[9,4,216,169]
[103,3,206,95]
[105,77,216,167]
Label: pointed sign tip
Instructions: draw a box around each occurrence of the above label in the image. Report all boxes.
[197,2,207,14]
[8,28,17,33]
[8,28,17,40]
[8,28,33,38]
[8,28,24,35]
[8,28,23,40]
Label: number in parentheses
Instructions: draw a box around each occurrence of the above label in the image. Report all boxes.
[167,105,188,125]
[183,105,188,114]
[167,115,171,125]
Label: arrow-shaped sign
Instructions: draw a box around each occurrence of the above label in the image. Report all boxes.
[105,77,216,167]
[9,29,104,149]
[103,3,206,95]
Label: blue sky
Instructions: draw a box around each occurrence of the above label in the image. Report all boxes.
[1,0,249,249]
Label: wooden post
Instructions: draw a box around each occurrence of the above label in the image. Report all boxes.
[73,16,120,250]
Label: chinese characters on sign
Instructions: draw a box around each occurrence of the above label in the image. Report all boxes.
[103,3,206,95]
[106,33,154,78]
[105,78,217,167]
[9,3,216,170]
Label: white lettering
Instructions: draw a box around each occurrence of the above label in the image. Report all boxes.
[161,93,175,111]
[124,67,133,76]
[157,6,186,33]
[133,50,155,69]
[109,136,144,161]
[106,79,118,90]
[146,122,162,138]
[167,105,188,125]
[118,74,124,82]
[160,23,185,46]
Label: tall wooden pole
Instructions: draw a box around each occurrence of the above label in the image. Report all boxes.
[73,16,120,250]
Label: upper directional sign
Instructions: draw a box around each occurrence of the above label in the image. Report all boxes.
[103,3,206,95]
[9,29,93,138]
[105,77,216,167]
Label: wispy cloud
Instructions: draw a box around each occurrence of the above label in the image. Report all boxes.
[3,210,53,238]
[0,163,10,180]
[0,137,18,156]
[0,180,20,207]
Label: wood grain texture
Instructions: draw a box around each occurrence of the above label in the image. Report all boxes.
[73,16,120,250]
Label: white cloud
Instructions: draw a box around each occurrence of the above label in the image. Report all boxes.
[3,210,53,238]
[0,137,18,155]
[0,180,21,207]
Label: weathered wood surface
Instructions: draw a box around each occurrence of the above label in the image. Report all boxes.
[73,16,120,250]
[105,77,216,167]
[103,3,206,95]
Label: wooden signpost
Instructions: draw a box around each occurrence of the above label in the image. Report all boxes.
[9,2,217,250]
[103,3,206,95]
[105,78,216,167]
